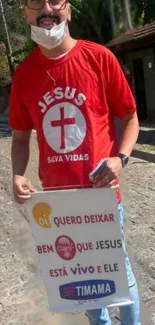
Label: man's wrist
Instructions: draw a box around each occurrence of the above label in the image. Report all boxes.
[117,153,129,168]
[13,174,24,182]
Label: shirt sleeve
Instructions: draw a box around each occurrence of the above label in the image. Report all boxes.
[105,50,136,119]
[9,72,34,130]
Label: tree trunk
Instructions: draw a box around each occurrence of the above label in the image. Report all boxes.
[109,0,117,38]
[0,0,14,77]
[120,0,132,31]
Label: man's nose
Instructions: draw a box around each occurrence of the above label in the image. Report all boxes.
[42,0,54,14]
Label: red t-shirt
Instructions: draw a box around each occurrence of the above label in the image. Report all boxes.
[9,40,136,201]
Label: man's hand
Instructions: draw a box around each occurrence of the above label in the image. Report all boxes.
[13,175,36,204]
[94,157,122,188]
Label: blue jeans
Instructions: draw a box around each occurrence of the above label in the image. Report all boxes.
[87,203,141,325]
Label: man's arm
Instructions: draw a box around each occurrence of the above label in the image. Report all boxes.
[118,111,139,156]
[11,130,31,176]
[95,111,139,187]
[94,49,139,187]
[11,130,36,203]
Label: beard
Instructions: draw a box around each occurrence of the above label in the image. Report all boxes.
[36,14,61,30]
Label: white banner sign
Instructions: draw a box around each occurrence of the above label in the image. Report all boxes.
[26,188,132,313]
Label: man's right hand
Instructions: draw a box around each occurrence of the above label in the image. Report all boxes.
[13,175,36,204]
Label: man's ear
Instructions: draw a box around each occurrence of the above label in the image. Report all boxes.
[67,3,71,22]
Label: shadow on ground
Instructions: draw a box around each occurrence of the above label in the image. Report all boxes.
[132,127,155,163]
[137,129,155,145]
[0,121,12,138]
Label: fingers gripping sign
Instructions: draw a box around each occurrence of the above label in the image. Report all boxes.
[13,175,36,204]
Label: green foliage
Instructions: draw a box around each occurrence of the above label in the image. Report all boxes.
[70,0,155,43]
[0,55,11,87]
[70,0,112,43]
[0,1,26,42]
[13,39,35,65]
[140,0,155,24]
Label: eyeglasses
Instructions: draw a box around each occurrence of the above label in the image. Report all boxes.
[26,0,67,10]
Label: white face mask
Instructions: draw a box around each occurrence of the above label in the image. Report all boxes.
[31,20,67,50]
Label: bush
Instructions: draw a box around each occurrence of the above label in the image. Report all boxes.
[0,56,11,87]
[0,36,35,87]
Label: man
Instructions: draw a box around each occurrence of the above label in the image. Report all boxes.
[9,1,140,324]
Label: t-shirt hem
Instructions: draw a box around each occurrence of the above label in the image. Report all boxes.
[9,124,34,131]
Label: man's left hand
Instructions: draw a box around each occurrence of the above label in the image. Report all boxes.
[94,157,122,187]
